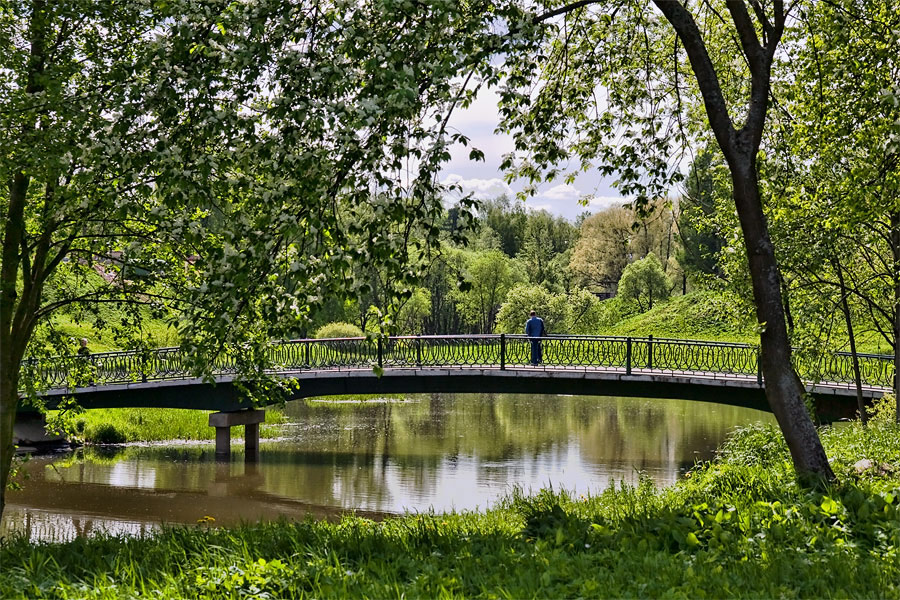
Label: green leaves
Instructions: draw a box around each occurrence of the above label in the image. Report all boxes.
[617,252,671,313]
[497,1,686,209]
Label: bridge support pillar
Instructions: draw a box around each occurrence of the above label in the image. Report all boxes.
[209,409,265,459]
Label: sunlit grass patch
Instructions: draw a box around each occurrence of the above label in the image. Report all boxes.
[60,407,287,443]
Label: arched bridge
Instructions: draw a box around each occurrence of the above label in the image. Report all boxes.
[21,335,893,424]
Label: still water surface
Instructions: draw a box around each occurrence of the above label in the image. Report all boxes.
[3,393,773,541]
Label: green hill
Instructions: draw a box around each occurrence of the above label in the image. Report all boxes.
[597,291,756,343]
[595,290,892,354]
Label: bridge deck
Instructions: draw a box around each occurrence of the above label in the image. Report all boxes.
[26,364,888,423]
[18,335,892,422]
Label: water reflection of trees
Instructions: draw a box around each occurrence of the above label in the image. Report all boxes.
[277,394,773,502]
[8,394,773,526]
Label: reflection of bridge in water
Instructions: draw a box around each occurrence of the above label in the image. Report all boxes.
[18,335,893,451]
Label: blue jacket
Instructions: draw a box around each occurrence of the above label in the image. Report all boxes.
[525,316,545,337]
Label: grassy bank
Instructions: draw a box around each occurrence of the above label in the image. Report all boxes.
[2,420,898,598]
[58,407,287,444]
[598,291,756,342]
[598,291,893,354]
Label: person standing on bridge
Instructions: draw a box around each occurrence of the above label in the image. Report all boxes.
[525,310,546,365]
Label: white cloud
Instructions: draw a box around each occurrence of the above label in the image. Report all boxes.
[441,174,513,200]
[541,183,582,202]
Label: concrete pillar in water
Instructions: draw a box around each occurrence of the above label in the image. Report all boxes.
[244,421,260,462]
[208,409,265,460]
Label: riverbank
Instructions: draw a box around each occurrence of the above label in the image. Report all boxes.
[2,419,897,598]
[58,407,287,444]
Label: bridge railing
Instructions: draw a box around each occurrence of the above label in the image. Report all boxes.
[21,335,895,391]
[794,350,894,389]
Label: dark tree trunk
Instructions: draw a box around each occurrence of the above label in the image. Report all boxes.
[650,0,834,483]
[834,258,866,425]
[781,274,795,338]
[1,1,50,515]
[730,164,834,482]
[0,174,31,517]
[892,212,900,423]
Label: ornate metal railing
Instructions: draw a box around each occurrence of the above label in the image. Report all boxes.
[21,335,895,391]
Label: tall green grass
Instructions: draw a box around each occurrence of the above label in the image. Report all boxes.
[2,421,898,598]
[61,408,287,444]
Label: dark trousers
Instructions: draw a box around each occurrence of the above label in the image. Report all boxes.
[530,339,542,364]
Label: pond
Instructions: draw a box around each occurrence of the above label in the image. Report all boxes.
[2,393,773,541]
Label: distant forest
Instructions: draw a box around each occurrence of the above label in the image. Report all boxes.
[307,151,723,338]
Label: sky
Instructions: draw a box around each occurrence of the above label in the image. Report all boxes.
[439,86,629,222]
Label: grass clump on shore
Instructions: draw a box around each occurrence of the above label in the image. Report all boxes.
[2,421,899,598]
[63,407,287,444]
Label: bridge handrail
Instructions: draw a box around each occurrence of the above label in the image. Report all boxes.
[19,334,895,391]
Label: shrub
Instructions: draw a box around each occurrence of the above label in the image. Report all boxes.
[869,393,898,425]
[84,422,127,444]
[313,321,364,339]
[593,295,642,329]
[715,423,788,467]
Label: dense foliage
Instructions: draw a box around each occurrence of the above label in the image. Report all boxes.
[0,0,512,512]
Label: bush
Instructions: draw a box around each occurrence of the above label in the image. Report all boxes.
[868,393,898,425]
[84,422,127,444]
[715,423,788,467]
[494,284,570,334]
[313,322,364,339]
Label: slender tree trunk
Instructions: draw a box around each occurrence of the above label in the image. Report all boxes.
[892,212,900,423]
[834,258,866,425]
[0,0,48,517]
[731,164,834,482]
[781,274,795,338]
[0,172,31,518]
[0,374,21,515]
[650,0,834,482]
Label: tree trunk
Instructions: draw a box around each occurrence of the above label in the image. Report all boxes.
[781,274,795,338]
[834,258,866,425]
[730,164,834,483]
[1,171,31,518]
[1,0,49,516]
[892,212,900,423]
[0,372,20,516]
